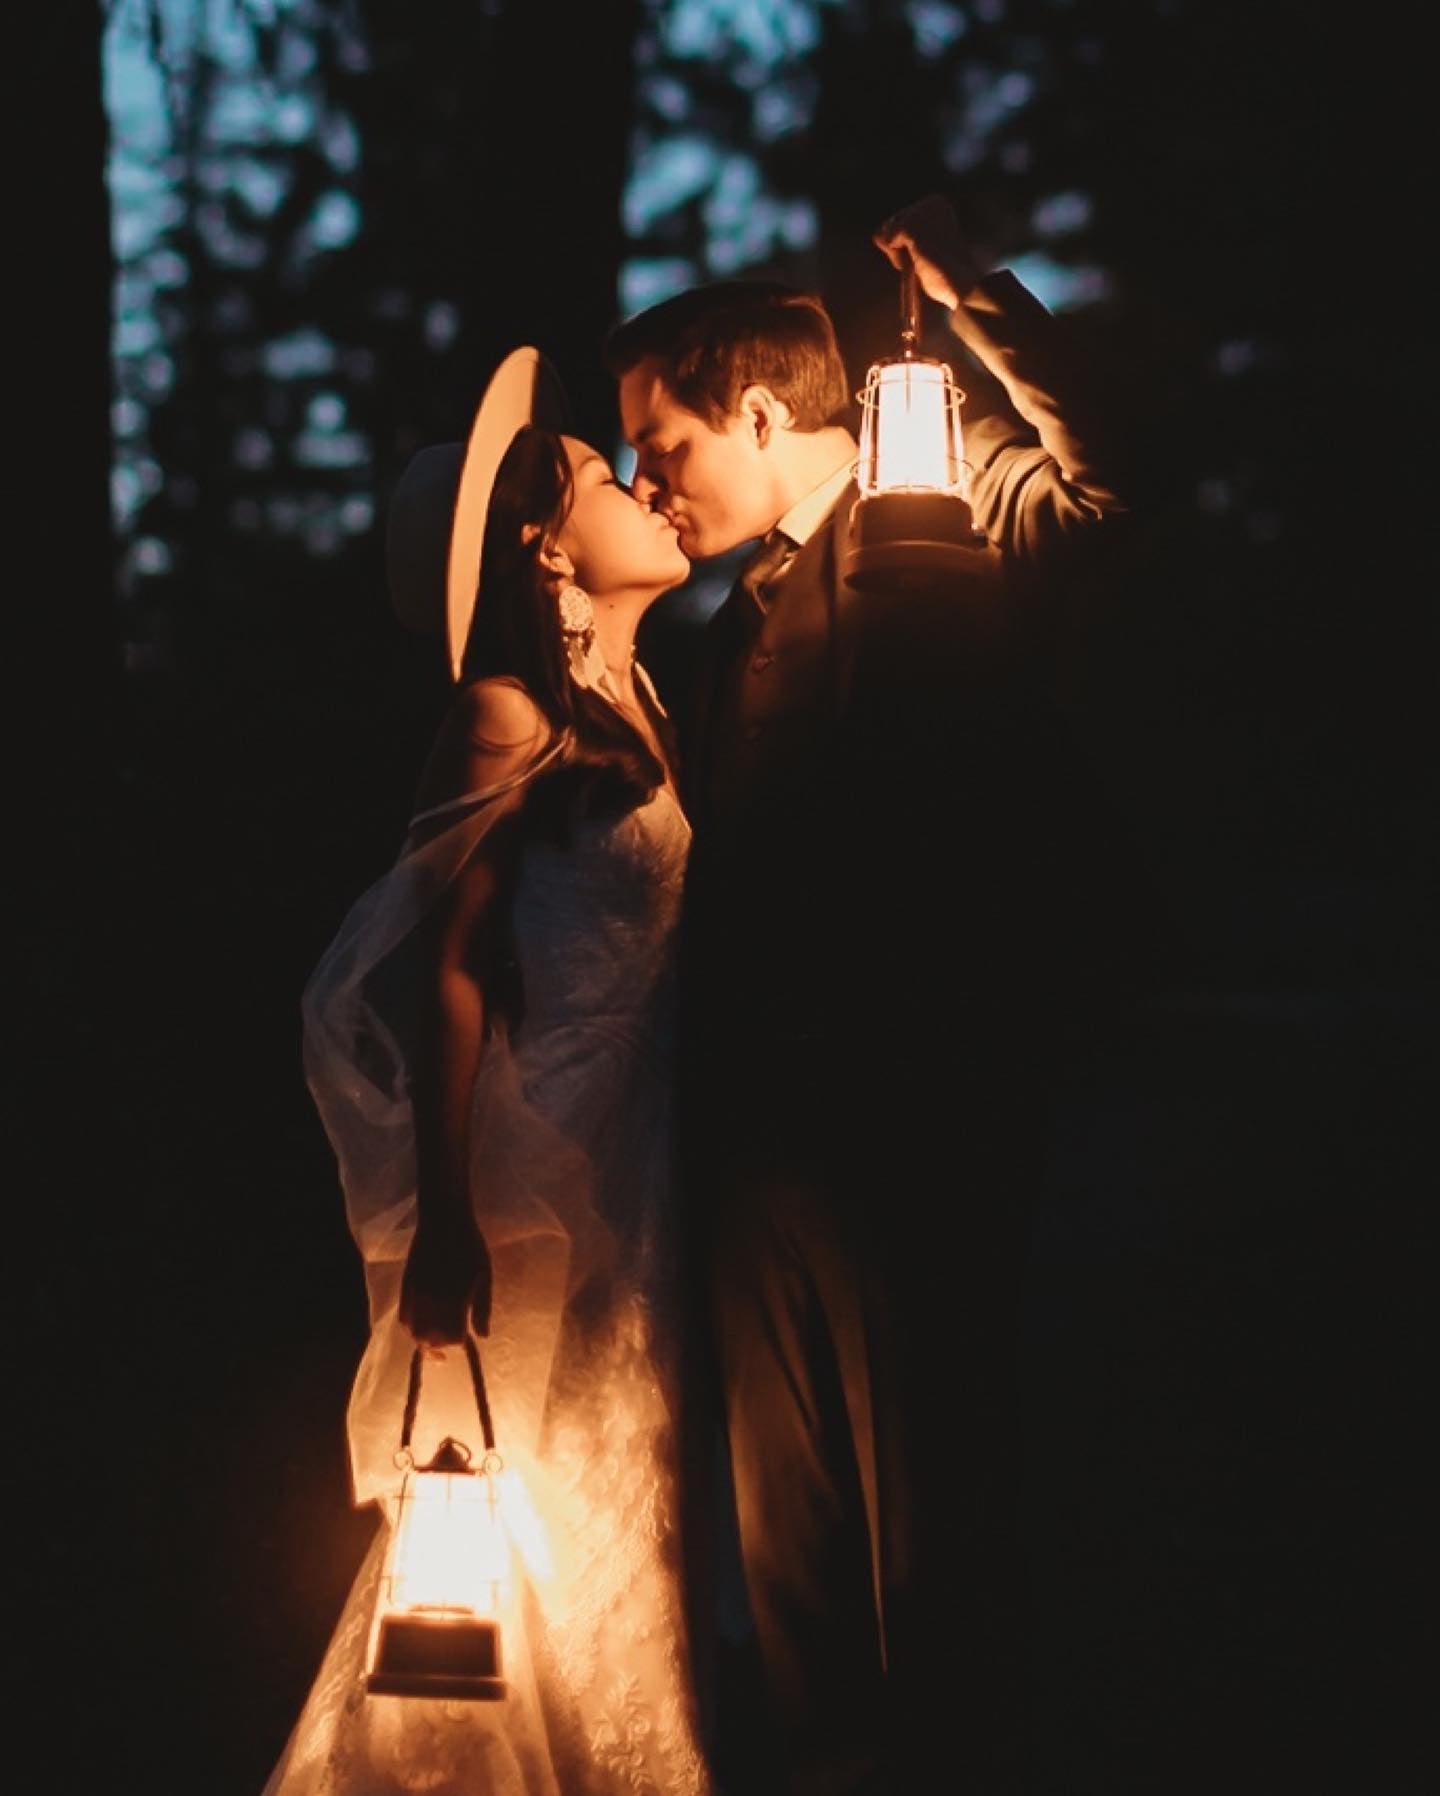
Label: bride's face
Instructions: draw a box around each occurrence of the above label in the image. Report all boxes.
[554,436,689,599]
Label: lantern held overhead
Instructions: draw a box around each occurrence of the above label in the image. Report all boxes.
[844,250,989,591]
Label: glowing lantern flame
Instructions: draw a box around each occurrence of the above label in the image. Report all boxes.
[857,356,967,498]
[366,1341,531,1702]
[844,249,988,590]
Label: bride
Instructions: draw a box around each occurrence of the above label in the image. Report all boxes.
[262,349,710,1796]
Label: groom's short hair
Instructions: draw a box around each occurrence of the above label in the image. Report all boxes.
[604,281,852,433]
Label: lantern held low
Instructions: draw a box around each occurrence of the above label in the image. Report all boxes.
[366,1337,510,1702]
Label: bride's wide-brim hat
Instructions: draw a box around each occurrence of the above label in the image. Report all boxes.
[386,346,570,681]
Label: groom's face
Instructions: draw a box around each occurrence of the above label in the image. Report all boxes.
[619,360,776,560]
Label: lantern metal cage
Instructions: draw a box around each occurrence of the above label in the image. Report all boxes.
[844,251,989,591]
[366,1337,510,1702]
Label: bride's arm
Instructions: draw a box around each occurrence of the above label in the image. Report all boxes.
[400,679,550,1346]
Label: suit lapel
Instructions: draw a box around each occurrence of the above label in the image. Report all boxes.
[745,481,859,727]
[683,580,745,825]
[687,484,861,826]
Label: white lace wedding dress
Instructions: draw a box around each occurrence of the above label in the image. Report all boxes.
[262,738,710,1796]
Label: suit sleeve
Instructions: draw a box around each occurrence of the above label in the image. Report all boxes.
[947,269,1134,565]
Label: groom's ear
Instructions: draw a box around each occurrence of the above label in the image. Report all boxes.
[738,384,794,449]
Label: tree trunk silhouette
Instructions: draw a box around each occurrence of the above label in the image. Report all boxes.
[19,7,118,1791]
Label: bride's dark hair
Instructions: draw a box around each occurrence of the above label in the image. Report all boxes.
[459,426,675,837]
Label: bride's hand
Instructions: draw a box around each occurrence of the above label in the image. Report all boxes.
[399,1209,493,1346]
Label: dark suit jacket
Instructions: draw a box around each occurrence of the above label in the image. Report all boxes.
[679,271,1140,1128]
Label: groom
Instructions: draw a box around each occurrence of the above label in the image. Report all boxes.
[607,194,1137,1792]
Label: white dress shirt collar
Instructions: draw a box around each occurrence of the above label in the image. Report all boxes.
[775,456,857,549]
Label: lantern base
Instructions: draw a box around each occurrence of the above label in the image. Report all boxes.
[844,491,991,592]
[367,1613,506,1702]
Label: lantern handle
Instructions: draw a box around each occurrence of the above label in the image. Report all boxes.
[898,248,921,356]
[399,1336,498,1457]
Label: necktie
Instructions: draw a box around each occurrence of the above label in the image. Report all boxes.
[737,528,797,613]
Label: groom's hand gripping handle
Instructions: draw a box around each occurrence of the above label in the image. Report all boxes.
[873,192,992,313]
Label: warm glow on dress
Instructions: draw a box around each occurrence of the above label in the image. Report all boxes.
[856,358,966,497]
[495,1466,553,1581]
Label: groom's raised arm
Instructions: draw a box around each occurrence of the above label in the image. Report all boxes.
[874,193,1139,568]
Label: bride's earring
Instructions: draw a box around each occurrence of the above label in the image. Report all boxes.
[557,583,594,638]
[557,583,609,693]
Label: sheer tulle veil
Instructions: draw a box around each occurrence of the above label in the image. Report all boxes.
[264,738,707,1795]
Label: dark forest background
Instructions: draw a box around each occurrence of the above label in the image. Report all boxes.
[20,3,1432,1792]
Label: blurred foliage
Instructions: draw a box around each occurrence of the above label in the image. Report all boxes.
[100,0,1427,897]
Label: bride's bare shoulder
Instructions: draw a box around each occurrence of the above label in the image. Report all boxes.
[454,676,551,756]
[412,677,553,817]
